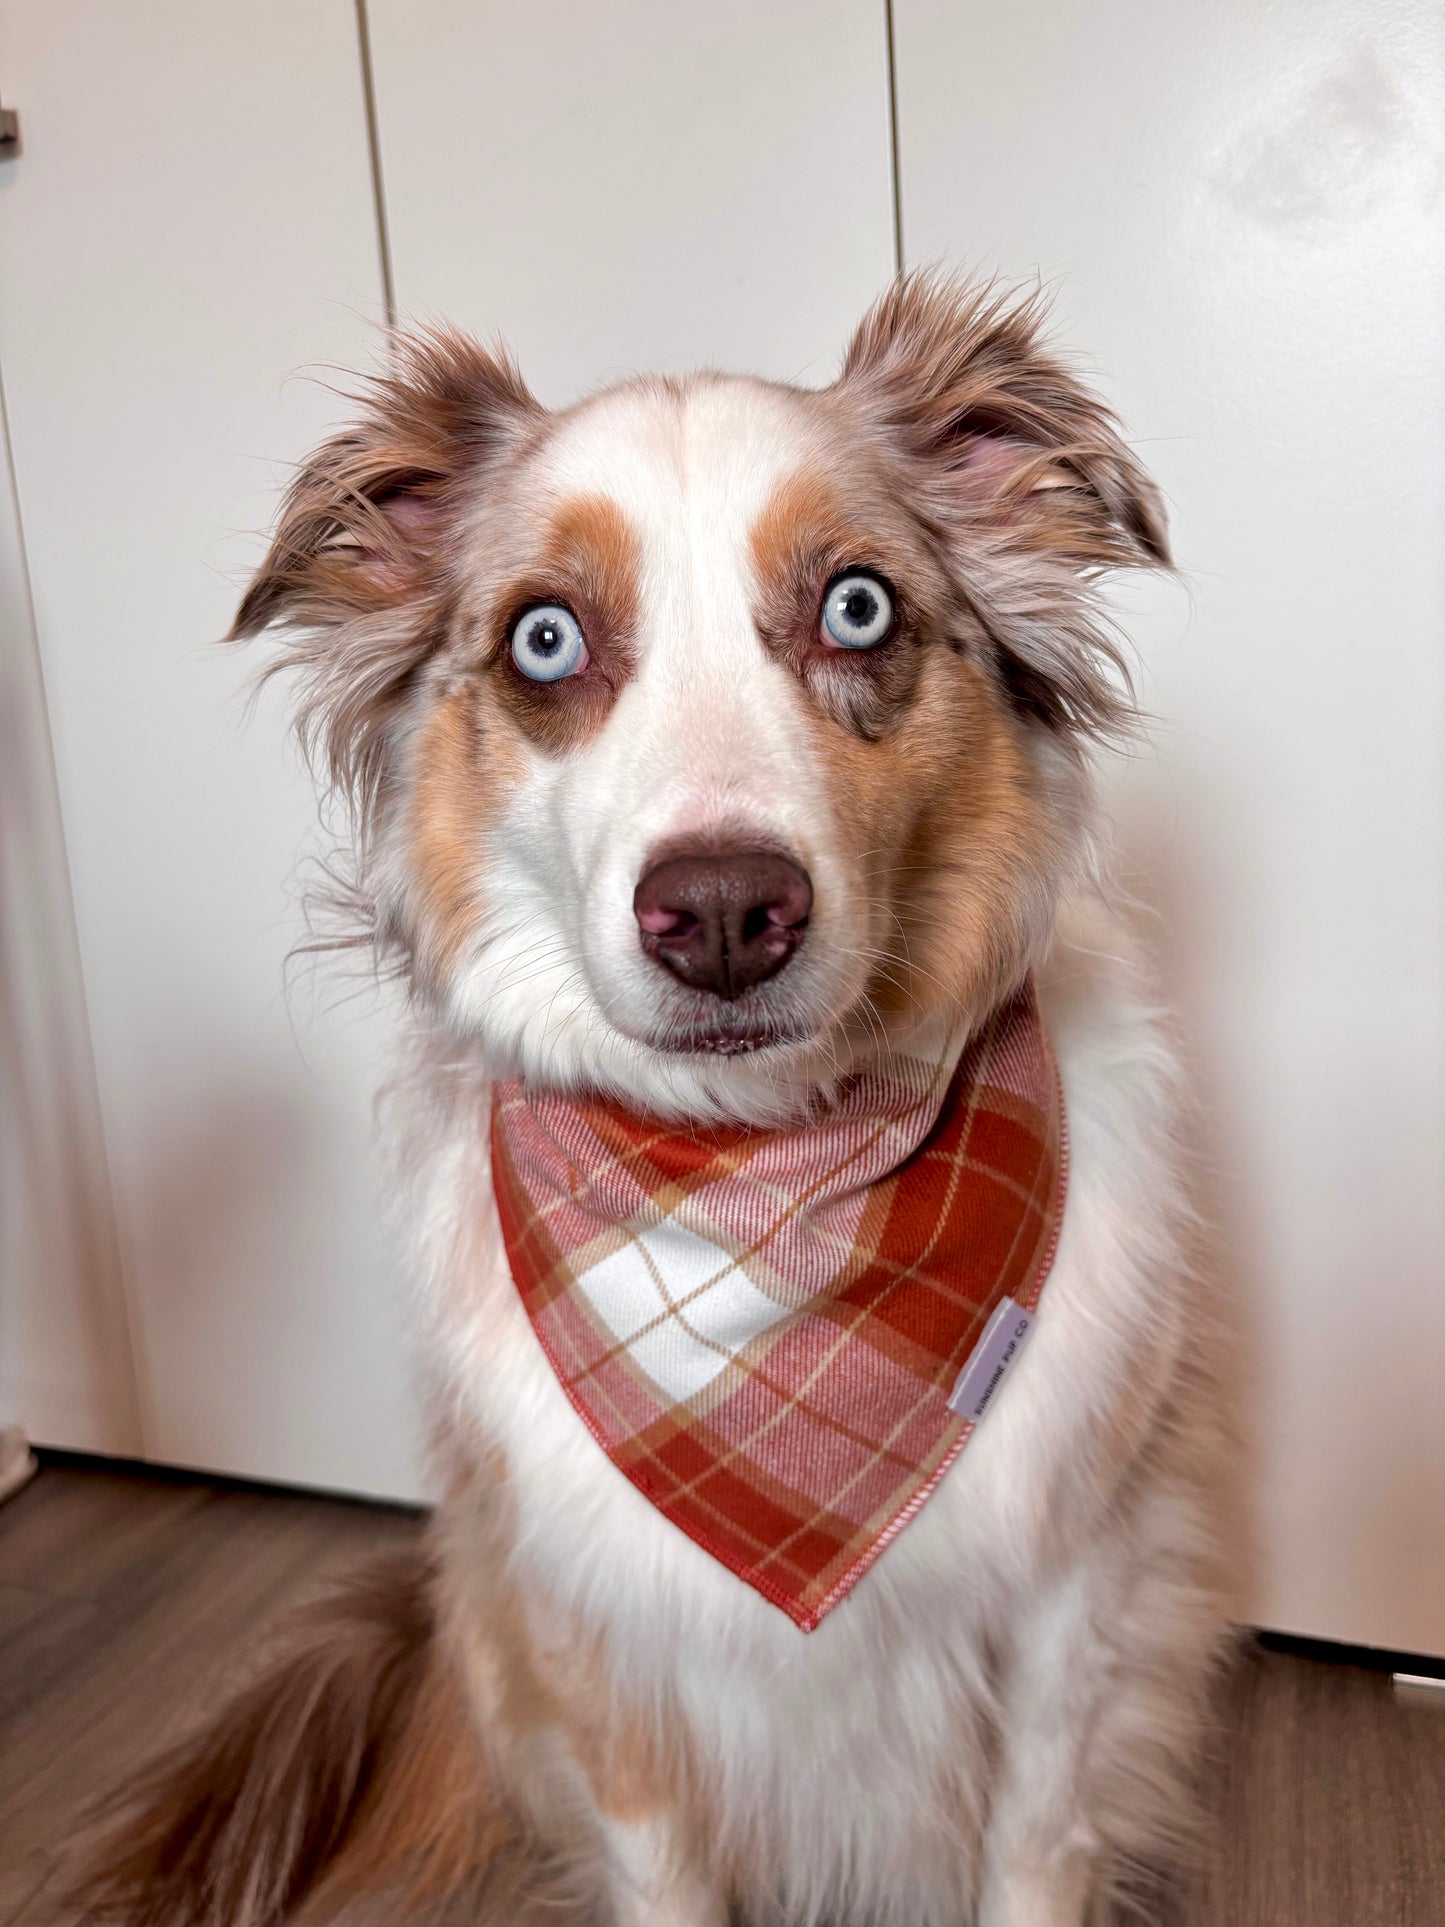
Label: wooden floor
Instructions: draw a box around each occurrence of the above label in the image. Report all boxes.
[1,1460,1441,1926]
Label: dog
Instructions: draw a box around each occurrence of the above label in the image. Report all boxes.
[77,274,1233,1927]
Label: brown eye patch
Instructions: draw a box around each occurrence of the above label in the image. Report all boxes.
[408,682,514,988]
[747,471,929,741]
[489,493,642,755]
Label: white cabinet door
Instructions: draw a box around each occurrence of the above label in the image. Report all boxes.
[1,372,139,1457]
[0,2,421,1498]
[365,0,896,399]
[895,0,1445,1654]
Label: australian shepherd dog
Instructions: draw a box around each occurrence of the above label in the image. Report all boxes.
[78,276,1233,1927]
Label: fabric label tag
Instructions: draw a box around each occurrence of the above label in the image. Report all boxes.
[947,1297,1035,1423]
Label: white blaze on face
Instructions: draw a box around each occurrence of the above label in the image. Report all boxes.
[467,377,867,1075]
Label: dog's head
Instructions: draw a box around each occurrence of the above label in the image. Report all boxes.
[236,276,1166,1121]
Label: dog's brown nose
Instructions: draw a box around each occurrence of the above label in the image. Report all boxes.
[634,849,812,999]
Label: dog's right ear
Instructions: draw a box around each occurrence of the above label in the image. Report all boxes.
[230,329,541,642]
[228,331,539,820]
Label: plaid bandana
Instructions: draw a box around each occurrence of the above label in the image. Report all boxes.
[491,982,1066,1631]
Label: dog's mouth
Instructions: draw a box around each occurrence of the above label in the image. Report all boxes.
[602,994,828,1062]
[660,1019,808,1057]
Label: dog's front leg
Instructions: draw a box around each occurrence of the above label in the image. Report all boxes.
[598,1812,728,1927]
[977,1450,1222,1927]
[975,1554,1108,1927]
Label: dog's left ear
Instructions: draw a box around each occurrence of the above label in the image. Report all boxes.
[838,274,1168,740]
[839,274,1169,573]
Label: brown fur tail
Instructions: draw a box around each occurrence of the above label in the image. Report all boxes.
[71,1550,509,1927]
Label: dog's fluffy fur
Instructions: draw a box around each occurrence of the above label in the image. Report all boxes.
[76,276,1234,1927]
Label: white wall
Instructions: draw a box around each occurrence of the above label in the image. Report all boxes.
[0,0,420,1497]
[0,371,140,1455]
[366,0,898,396]
[895,0,1445,1654]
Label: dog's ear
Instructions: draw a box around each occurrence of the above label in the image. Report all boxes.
[839,273,1169,573]
[839,274,1168,737]
[232,328,540,642]
[229,330,539,824]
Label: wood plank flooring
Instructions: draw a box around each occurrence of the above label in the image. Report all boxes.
[1,1458,1440,1925]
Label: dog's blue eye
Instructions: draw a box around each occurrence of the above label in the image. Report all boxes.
[820,572,894,649]
[510,604,588,682]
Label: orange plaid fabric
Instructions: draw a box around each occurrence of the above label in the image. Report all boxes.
[491,982,1066,1631]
